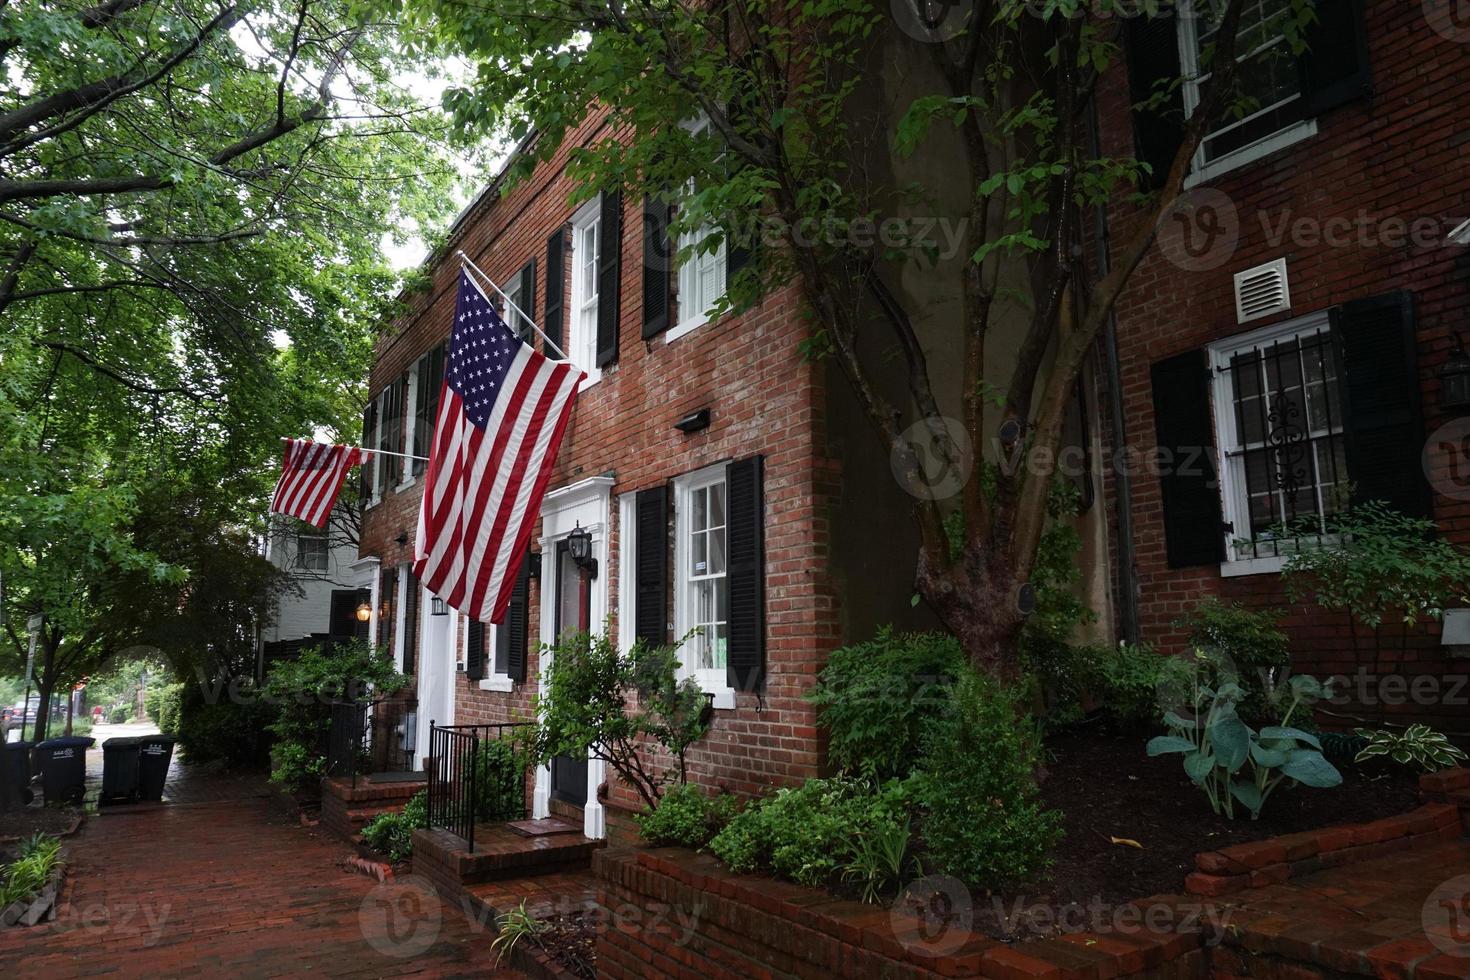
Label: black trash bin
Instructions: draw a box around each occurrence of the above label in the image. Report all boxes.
[137,735,175,802]
[0,741,33,808]
[101,736,141,804]
[34,735,93,805]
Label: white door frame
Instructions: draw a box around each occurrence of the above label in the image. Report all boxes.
[532,476,613,838]
[414,587,457,758]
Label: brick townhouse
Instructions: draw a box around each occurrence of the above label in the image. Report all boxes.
[353,106,934,841]
[1099,0,1470,730]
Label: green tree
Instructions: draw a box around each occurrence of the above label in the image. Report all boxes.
[401,0,1309,673]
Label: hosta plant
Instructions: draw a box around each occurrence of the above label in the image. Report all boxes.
[1354,725,1467,773]
[1148,669,1342,820]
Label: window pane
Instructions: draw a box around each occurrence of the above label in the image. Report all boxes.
[494,624,509,674]
[709,482,726,528]
[692,530,709,576]
[692,486,708,532]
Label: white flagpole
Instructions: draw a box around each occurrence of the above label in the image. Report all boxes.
[280,437,428,463]
[455,249,571,361]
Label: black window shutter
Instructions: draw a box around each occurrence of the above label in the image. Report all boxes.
[1124,15,1186,191]
[1333,291,1431,518]
[416,344,445,476]
[634,486,668,647]
[466,619,486,681]
[1298,0,1371,117]
[545,227,567,359]
[359,401,376,501]
[642,193,672,339]
[726,456,765,693]
[1150,350,1226,568]
[402,572,419,674]
[596,190,622,366]
[505,552,530,682]
[379,567,397,654]
[516,258,537,346]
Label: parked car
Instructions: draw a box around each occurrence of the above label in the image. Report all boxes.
[10,697,38,726]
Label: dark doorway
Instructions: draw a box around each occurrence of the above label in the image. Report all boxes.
[329,589,370,640]
[550,540,590,806]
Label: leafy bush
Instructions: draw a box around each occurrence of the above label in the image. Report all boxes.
[841,815,917,904]
[806,629,965,778]
[534,628,709,811]
[153,683,183,734]
[176,683,275,769]
[908,671,1062,886]
[263,639,406,793]
[1355,725,1468,773]
[362,791,427,863]
[1174,599,1290,723]
[471,733,534,822]
[635,783,738,849]
[1077,642,1189,731]
[709,777,911,887]
[1149,670,1341,820]
[108,706,129,724]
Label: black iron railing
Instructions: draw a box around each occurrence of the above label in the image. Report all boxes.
[324,696,419,788]
[426,721,533,852]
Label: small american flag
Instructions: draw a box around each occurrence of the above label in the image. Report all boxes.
[269,439,363,528]
[415,270,585,624]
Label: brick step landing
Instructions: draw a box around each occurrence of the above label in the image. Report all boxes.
[412,822,603,895]
[1204,839,1470,980]
[319,775,428,845]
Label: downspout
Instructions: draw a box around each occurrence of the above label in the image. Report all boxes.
[1088,96,1141,646]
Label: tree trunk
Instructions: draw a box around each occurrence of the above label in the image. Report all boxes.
[918,548,1028,679]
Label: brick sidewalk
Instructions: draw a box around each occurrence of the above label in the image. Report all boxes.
[0,786,522,978]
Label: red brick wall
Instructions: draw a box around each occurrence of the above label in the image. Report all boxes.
[1096,0,1470,730]
[360,112,839,808]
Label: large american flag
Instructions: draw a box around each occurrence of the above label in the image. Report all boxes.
[415,270,585,624]
[269,439,362,528]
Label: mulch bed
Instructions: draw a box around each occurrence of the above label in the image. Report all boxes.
[524,911,596,979]
[960,730,1420,941]
[0,806,84,842]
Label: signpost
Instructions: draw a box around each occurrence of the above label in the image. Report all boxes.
[19,614,42,743]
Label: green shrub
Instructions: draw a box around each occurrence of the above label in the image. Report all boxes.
[1174,599,1290,724]
[362,791,427,863]
[176,683,275,769]
[263,640,405,793]
[154,683,183,734]
[709,777,911,887]
[108,706,129,724]
[806,629,966,778]
[471,734,534,822]
[1081,642,1190,731]
[0,834,64,906]
[909,671,1062,886]
[635,783,738,848]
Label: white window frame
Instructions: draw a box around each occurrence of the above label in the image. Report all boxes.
[295,533,329,572]
[1209,308,1340,577]
[567,199,603,384]
[476,620,515,692]
[667,114,727,343]
[672,462,734,709]
[1178,2,1318,186]
[398,365,420,492]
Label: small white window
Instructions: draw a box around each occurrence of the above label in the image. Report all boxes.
[1210,311,1348,575]
[668,114,727,342]
[296,534,328,572]
[673,464,732,704]
[567,200,603,383]
[1179,0,1318,182]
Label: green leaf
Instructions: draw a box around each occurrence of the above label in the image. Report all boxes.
[1147,735,1196,756]
[1259,727,1322,750]
[1279,750,1343,789]
[1209,716,1252,773]
[1230,780,1263,815]
[1183,751,1215,784]
[1250,743,1288,768]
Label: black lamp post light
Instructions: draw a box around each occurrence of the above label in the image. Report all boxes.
[1440,334,1470,414]
[567,522,598,579]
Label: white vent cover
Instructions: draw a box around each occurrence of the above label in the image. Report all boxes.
[1233,258,1290,324]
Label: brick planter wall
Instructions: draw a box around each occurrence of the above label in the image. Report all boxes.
[318,776,426,845]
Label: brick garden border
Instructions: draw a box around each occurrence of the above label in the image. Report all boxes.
[594,767,1470,980]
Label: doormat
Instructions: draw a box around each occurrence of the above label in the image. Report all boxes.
[506,817,580,838]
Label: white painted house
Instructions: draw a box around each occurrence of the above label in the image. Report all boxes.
[257,508,369,656]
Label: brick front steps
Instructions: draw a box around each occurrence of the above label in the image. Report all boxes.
[318,774,427,845]
[411,822,602,900]
[594,767,1470,980]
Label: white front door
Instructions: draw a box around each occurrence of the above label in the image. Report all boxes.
[415,592,456,757]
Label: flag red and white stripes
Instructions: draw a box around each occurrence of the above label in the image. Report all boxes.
[415,270,585,624]
[269,439,363,528]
